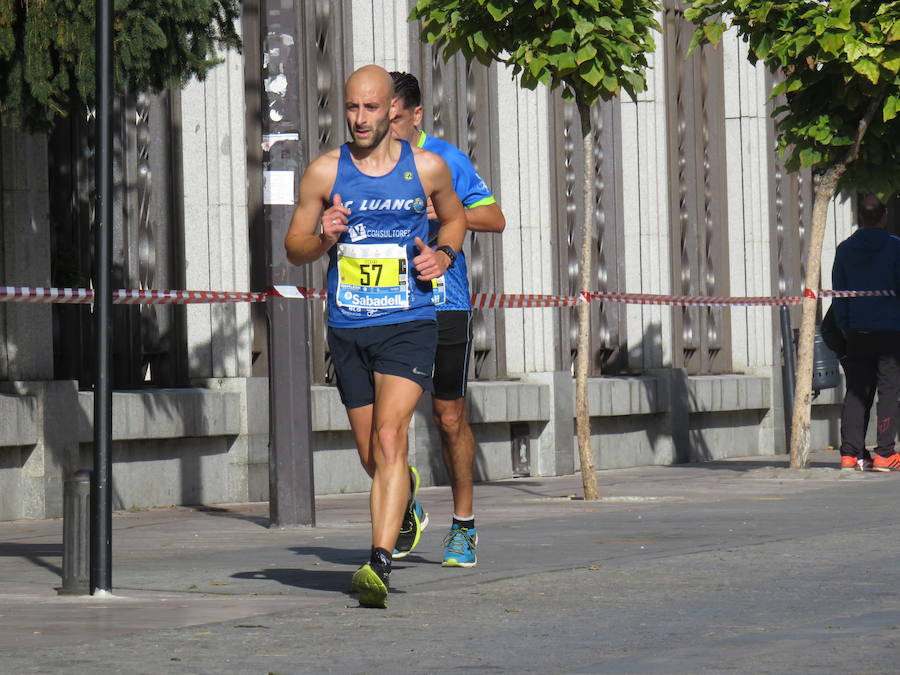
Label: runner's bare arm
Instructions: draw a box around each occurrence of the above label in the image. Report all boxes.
[284,155,350,266]
[464,203,505,233]
[425,201,505,234]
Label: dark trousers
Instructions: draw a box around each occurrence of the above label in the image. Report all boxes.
[838,356,874,456]
[840,331,900,456]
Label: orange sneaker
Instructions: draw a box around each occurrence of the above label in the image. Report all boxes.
[873,453,900,472]
[841,455,873,471]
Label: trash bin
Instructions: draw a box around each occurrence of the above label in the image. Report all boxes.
[794,326,841,393]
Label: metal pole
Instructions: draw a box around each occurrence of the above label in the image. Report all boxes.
[260,0,315,526]
[91,0,114,593]
[780,305,796,451]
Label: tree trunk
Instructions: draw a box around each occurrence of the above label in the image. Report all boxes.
[788,166,844,468]
[788,97,880,468]
[575,101,600,500]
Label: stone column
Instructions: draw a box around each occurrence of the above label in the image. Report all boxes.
[0,129,53,381]
[179,45,253,381]
[620,40,672,371]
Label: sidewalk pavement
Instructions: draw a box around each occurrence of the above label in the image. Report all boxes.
[1,450,898,674]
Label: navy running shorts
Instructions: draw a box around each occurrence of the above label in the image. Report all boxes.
[433,310,473,401]
[327,319,438,408]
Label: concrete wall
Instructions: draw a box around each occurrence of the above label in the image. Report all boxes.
[0,368,852,520]
[0,380,259,519]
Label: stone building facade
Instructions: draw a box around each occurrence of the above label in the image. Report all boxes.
[1,2,884,520]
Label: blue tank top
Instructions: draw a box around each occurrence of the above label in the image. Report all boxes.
[326,140,435,328]
[419,131,497,311]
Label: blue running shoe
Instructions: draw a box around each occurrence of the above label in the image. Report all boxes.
[393,466,428,559]
[442,523,477,567]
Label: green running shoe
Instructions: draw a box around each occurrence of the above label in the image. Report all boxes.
[393,466,429,558]
[351,563,389,608]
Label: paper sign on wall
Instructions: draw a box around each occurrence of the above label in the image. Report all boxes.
[263,170,295,205]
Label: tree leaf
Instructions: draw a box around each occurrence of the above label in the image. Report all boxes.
[819,32,845,56]
[702,22,726,46]
[852,56,881,83]
[601,73,618,92]
[882,48,900,74]
[575,43,597,63]
[548,29,572,47]
[751,31,772,60]
[580,62,604,87]
[600,16,616,32]
[551,50,578,72]
[884,94,900,122]
[575,19,595,36]
[528,55,549,78]
[624,70,647,93]
[834,3,852,31]
[889,20,900,43]
[751,2,773,23]
[799,146,822,167]
[770,75,803,97]
[844,36,869,62]
[485,2,512,22]
[616,18,635,36]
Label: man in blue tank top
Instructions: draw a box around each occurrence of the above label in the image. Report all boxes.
[390,72,506,569]
[285,65,467,608]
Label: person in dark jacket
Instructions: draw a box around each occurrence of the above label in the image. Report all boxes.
[832,194,900,471]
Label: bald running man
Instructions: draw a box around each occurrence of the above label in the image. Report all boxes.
[285,65,467,608]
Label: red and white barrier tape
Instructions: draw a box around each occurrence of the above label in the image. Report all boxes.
[0,287,268,305]
[114,289,268,305]
[588,291,799,307]
[0,285,894,307]
[469,293,579,308]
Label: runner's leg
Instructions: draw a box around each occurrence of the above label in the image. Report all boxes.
[369,372,424,552]
[347,405,375,478]
[432,311,475,518]
[433,396,475,518]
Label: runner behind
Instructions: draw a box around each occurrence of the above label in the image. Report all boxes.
[389,71,506,568]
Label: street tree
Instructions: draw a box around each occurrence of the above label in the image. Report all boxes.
[686,0,900,467]
[410,0,660,499]
[0,0,241,133]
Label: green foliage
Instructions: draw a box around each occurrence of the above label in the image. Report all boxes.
[686,0,900,197]
[410,0,660,106]
[0,0,241,133]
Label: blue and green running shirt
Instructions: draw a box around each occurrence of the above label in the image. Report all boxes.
[417,130,497,312]
[326,140,435,328]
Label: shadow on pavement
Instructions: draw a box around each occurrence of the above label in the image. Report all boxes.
[474,478,560,497]
[231,566,407,597]
[0,542,62,577]
[669,457,838,472]
[287,545,367,565]
[231,567,352,594]
[189,505,270,527]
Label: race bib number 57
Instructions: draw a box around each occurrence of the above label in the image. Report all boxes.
[336,243,408,310]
